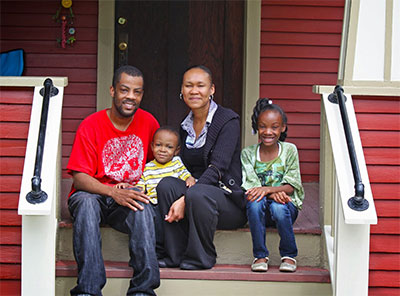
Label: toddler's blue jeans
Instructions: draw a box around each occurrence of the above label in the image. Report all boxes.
[246,198,298,259]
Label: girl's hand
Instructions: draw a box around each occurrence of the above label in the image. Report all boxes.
[165,196,186,223]
[246,187,271,202]
[186,176,196,188]
[270,191,292,204]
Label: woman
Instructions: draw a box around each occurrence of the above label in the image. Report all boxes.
[156,65,247,270]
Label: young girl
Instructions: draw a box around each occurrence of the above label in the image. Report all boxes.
[241,98,304,273]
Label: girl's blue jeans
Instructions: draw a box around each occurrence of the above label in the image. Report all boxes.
[246,198,299,259]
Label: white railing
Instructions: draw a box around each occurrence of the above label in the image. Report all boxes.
[315,85,377,296]
[0,76,67,296]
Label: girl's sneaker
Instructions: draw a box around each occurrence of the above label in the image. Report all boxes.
[251,257,269,272]
[279,256,297,272]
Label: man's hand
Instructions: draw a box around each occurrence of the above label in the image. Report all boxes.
[114,182,132,189]
[165,196,185,223]
[72,171,150,211]
[110,187,150,211]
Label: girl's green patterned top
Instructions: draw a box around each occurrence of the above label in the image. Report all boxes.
[241,142,304,210]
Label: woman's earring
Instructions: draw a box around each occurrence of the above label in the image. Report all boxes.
[179,93,183,100]
[209,94,214,100]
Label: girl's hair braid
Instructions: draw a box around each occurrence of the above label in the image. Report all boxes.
[251,98,288,141]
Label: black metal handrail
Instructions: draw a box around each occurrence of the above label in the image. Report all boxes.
[328,85,369,211]
[26,78,59,204]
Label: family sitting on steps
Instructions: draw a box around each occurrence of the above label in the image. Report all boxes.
[66,64,304,296]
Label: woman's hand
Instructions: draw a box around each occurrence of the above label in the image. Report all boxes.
[165,196,186,223]
[186,176,196,188]
[246,187,271,202]
[270,191,292,204]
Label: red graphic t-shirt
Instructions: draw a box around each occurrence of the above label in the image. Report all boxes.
[67,108,159,196]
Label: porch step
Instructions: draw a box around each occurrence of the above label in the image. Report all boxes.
[56,183,328,294]
[56,261,331,296]
[57,227,323,267]
[57,183,323,267]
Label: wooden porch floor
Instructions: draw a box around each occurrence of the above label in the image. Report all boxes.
[292,183,320,234]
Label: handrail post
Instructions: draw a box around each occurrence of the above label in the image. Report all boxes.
[328,85,369,211]
[26,78,58,204]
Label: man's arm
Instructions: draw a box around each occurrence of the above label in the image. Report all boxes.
[72,171,150,211]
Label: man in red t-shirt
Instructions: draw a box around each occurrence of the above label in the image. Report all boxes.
[67,65,160,296]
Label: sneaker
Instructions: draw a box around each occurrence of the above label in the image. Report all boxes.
[251,257,269,272]
[279,256,297,272]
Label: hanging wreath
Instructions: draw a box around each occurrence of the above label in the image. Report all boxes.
[53,0,76,48]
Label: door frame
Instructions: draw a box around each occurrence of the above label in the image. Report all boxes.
[96,0,261,147]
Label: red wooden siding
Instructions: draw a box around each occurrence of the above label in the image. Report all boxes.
[0,0,98,180]
[0,87,31,296]
[0,1,98,294]
[260,0,344,182]
[353,95,400,294]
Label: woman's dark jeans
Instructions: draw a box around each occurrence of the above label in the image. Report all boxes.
[68,191,160,296]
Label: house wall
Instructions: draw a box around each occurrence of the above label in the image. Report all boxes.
[0,87,31,295]
[259,0,344,182]
[353,95,400,295]
[0,0,98,179]
[0,1,98,293]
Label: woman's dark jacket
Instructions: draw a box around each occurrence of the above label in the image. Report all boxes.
[179,105,246,209]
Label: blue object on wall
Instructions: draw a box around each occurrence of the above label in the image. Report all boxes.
[0,49,24,76]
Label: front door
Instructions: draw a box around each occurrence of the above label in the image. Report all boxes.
[115,0,244,127]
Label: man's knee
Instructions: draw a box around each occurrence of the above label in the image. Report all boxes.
[126,203,155,225]
[68,191,102,218]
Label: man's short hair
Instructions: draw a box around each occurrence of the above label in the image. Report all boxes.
[112,65,144,88]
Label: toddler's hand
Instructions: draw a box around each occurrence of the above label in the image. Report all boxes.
[186,176,196,188]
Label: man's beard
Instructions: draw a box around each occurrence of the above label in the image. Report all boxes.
[113,97,138,118]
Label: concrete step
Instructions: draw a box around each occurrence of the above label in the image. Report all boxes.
[56,261,331,296]
[57,226,323,267]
